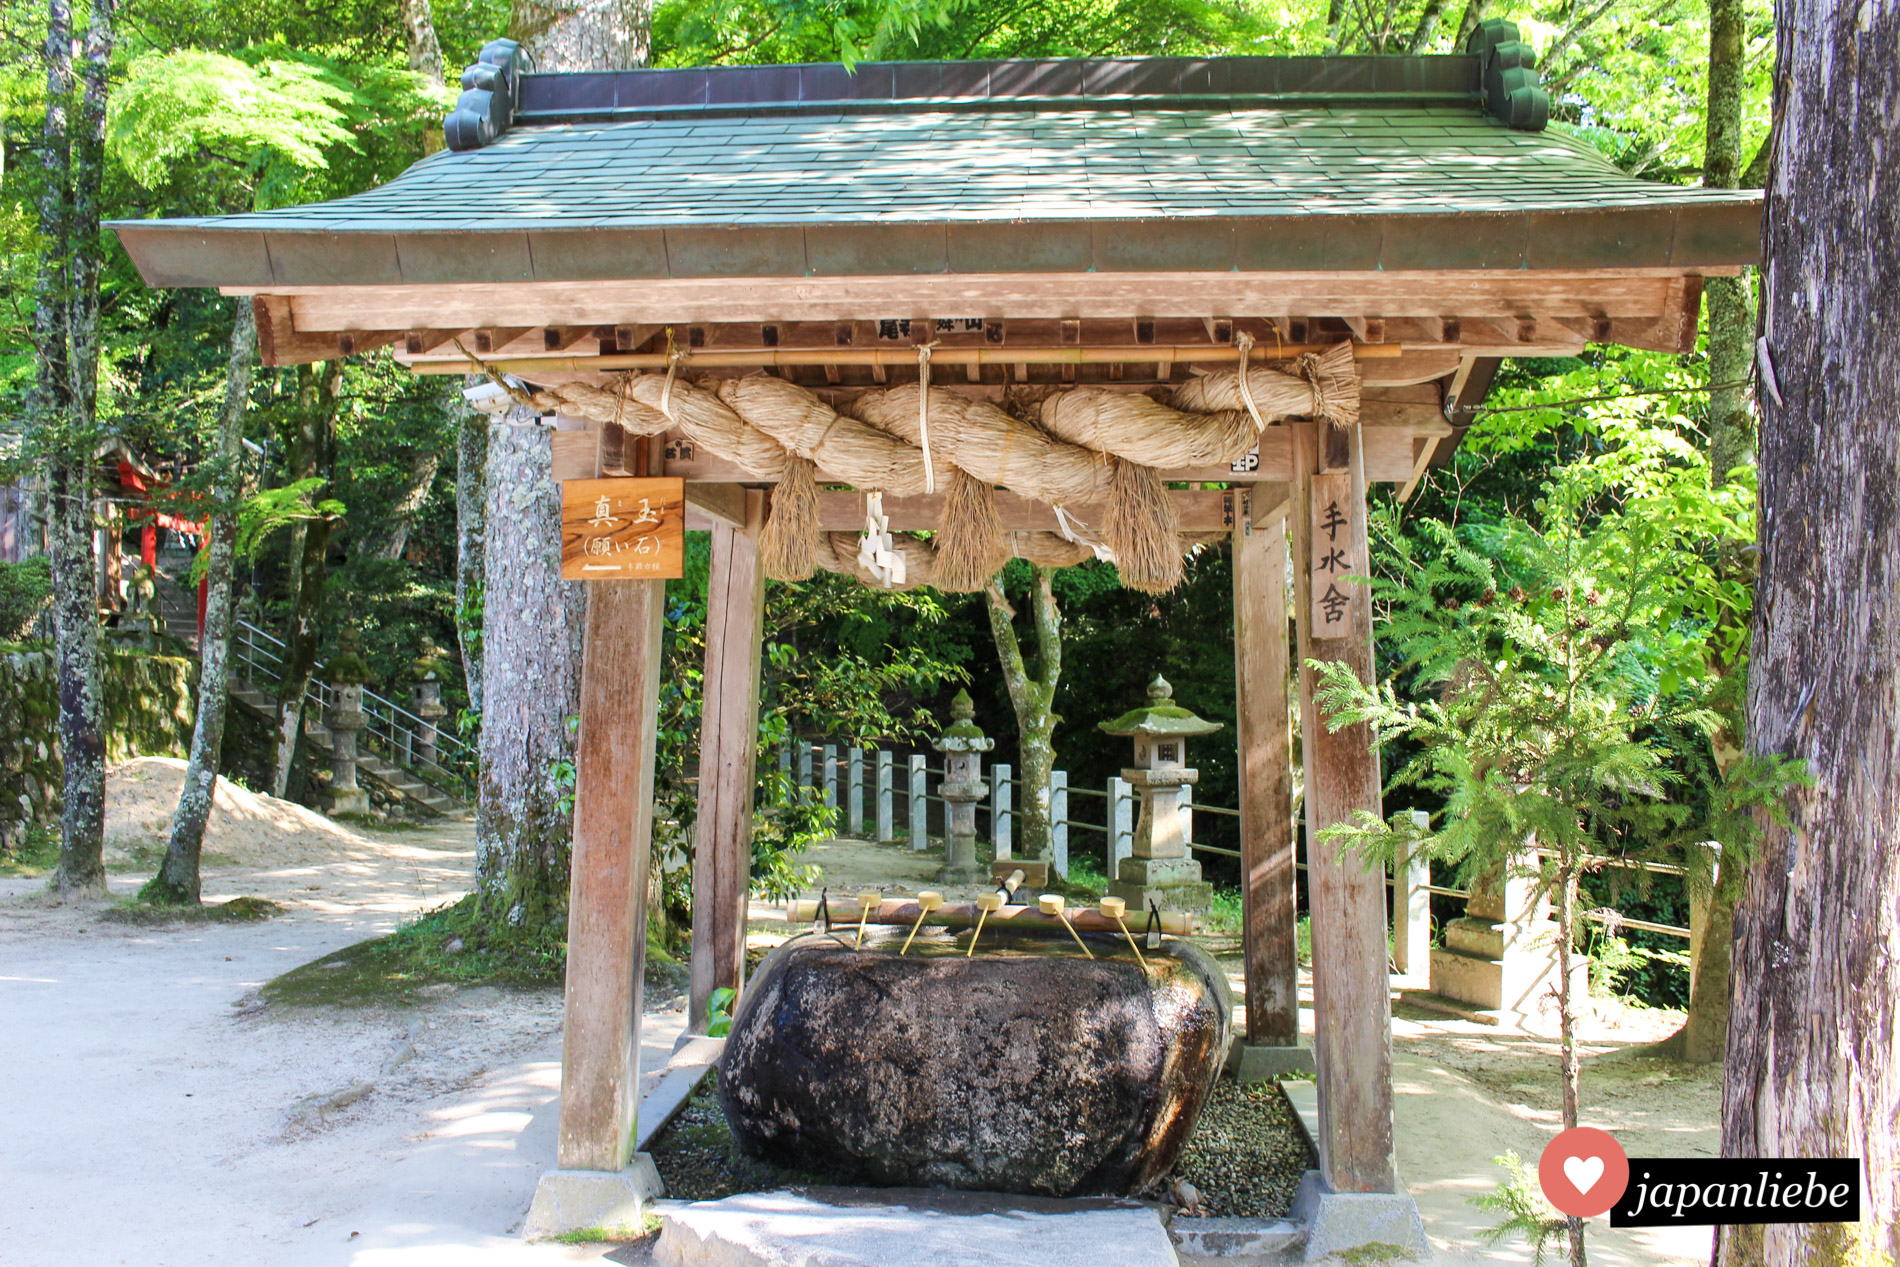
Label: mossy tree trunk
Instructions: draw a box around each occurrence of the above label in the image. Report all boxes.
[36,0,116,898]
[144,301,254,905]
[984,566,1061,862]
[472,410,585,932]
[271,362,339,798]
[1718,0,1900,1257]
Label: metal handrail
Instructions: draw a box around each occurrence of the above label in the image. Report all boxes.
[229,618,474,793]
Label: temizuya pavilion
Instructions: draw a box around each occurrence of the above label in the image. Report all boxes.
[112,25,1758,1250]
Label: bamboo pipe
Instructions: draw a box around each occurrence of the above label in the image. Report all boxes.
[403,341,1407,376]
[785,897,1195,937]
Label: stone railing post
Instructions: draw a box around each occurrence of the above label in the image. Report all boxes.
[991,762,1012,861]
[876,750,894,842]
[908,755,928,850]
[932,690,993,883]
[847,746,865,835]
[822,744,838,818]
[798,743,813,798]
[1392,808,1432,984]
[411,678,447,768]
[1050,769,1069,878]
[1109,776,1133,876]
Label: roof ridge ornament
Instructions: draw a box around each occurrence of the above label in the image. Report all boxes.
[1467,19,1550,132]
[445,38,533,152]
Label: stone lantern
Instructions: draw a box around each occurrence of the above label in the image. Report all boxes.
[409,642,451,768]
[932,689,994,883]
[1100,674,1219,914]
[325,629,372,817]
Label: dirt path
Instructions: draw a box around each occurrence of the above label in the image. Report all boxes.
[0,818,683,1267]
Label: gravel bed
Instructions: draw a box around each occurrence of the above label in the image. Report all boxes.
[1168,1079,1315,1218]
[650,1071,1312,1216]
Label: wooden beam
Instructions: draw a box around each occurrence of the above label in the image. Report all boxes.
[1292,425,1396,1195]
[558,579,665,1173]
[1396,436,1436,504]
[1234,497,1299,1046]
[689,491,767,1035]
[258,268,1725,334]
[684,482,749,529]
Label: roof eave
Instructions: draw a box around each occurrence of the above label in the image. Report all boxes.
[109,199,1763,291]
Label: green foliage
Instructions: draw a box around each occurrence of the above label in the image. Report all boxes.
[1311,447,1803,897]
[707,985,737,1036]
[1586,928,1690,1004]
[0,556,52,641]
[1470,1151,1570,1265]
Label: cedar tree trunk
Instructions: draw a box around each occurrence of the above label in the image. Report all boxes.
[271,363,339,798]
[144,301,254,904]
[455,394,487,714]
[473,410,584,930]
[1718,0,1900,1259]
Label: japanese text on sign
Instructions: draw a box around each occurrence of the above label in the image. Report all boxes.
[1309,472,1361,636]
[560,477,685,580]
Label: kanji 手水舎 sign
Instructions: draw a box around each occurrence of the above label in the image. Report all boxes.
[1309,472,1362,637]
[561,478,685,580]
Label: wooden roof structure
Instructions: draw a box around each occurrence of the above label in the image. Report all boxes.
[109,32,1762,1244]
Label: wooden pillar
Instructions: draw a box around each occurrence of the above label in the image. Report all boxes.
[1291,424,1397,1194]
[557,577,665,1173]
[689,491,766,1035]
[1233,491,1299,1046]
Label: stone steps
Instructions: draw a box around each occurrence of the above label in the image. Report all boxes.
[227,683,465,818]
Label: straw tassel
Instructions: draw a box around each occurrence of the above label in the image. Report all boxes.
[759,455,822,581]
[932,470,1009,592]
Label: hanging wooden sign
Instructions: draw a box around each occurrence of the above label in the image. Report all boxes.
[1309,472,1363,638]
[561,477,685,580]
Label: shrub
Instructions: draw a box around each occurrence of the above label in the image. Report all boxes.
[0,557,52,641]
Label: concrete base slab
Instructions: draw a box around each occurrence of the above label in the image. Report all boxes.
[1171,1215,1302,1258]
[521,1158,664,1241]
[1227,1040,1318,1083]
[656,1187,1180,1267]
[1291,1172,1430,1263]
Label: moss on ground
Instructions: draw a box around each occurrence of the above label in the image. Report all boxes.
[648,1071,838,1199]
[0,826,59,878]
[261,893,686,1008]
[101,895,286,925]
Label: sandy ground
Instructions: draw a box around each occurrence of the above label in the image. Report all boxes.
[0,811,684,1267]
[102,757,372,869]
[2,812,1723,1267]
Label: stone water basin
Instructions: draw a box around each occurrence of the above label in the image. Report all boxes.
[718,928,1231,1198]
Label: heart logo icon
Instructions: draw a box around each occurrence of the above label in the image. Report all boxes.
[1564,1155,1605,1195]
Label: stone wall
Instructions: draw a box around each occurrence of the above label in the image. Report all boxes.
[0,647,197,856]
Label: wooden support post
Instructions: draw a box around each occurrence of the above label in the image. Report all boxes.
[1050,769,1069,878]
[876,750,894,842]
[1292,425,1397,1194]
[688,491,766,1036]
[1110,776,1134,876]
[992,763,1012,860]
[908,755,928,849]
[847,747,865,835]
[1234,500,1300,1047]
[557,579,665,1173]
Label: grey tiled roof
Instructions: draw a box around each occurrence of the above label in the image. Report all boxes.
[178,105,1742,232]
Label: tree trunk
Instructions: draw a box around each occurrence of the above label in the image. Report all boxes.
[1555,860,1586,1267]
[465,10,643,936]
[510,0,650,71]
[1718,0,1900,1258]
[1451,0,1489,48]
[473,412,585,932]
[357,450,439,560]
[983,567,1060,862]
[400,0,445,83]
[1406,0,1449,52]
[1647,0,1755,1064]
[271,363,339,798]
[456,397,487,714]
[144,302,254,905]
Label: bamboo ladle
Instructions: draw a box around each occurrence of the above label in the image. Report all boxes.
[1099,896,1148,969]
[854,890,881,948]
[966,891,1005,957]
[1038,894,1094,959]
[899,891,944,954]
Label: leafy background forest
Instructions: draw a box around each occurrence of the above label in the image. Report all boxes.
[1,0,1771,1013]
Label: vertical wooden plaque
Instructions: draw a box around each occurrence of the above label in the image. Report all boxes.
[1308,472,1362,638]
